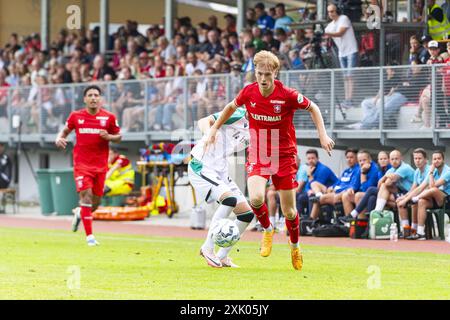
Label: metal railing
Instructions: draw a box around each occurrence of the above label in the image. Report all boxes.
[0,64,449,146]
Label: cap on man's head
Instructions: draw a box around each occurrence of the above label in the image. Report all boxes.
[428,40,439,48]
[232,64,242,71]
[224,13,235,20]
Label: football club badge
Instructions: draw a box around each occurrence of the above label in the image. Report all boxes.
[274,105,281,113]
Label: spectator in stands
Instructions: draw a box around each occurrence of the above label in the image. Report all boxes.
[185,51,207,76]
[153,64,182,131]
[91,54,115,81]
[275,28,290,54]
[111,66,142,123]
[309,148,359,221]
[407,150,450,240]
[274,3,294,32]
[202,30,224,60]
[340,150,380,220]
[0,142,12,206]
[325,3,358,109]
[372,149,415,213]
[262,29,280,52]
[224,14,237,34]
[288,49,305,70]
[408,35,428,64]
[255,2,275,30]
[242,42,256,73]
[149,55,166,78]
[157,36,177,62]
[413,0,425,22]
[298,149,338,219]
[396,148,430,236]
[339,151,391,222]
[427,0,450,41]
[246,8,257,28]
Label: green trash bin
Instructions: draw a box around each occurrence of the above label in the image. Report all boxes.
[36,169,55,215]
[50,168,79,215]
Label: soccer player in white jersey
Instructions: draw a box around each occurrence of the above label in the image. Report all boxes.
[188,108,254,268]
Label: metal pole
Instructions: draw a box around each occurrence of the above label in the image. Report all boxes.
[183,77,189,130]
[407,0,413,22]
[40,0,50,51]
[165,0,177,40]
[100,0,109,53]
[237,0,246,34]
[330,70,335,132]
[379,66,384,133]
[317,0,325,21]
[431,64,436,131]
[144,80,149,134]
[380,23,385,66]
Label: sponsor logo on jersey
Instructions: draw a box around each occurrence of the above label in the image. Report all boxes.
[79,128,102,134]
[249,113,281,122]
[250,102,256,108]
[270,100,285,104]
[78,119,85,124]
[96,116,109,120]
[273,105,281,114]
[297,94,304,104]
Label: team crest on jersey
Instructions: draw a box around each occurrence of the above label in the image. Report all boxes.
[273,105,281,113]
[100,119,107,127]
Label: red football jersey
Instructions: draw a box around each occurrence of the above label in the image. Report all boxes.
[234,80,311,165]
[66,108,120,173]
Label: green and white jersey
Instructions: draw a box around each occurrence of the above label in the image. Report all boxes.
[191,108,249,172]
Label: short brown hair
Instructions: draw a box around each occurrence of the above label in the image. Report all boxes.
[432,150,445,159]
[413,148,427,159]
[306,149,318,157]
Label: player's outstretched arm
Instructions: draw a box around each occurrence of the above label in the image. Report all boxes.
[307,101,335,156]
[204,100,238,151]
[197,115,216,135]
[55,126,72,149]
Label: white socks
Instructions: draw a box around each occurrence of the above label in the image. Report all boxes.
[412,223,418,230]
[417,225,425,236]
[411,196,419,204]
[316,192,323,198]
[401,220,409,228]
[350,209,358,218]
[374,198,387,211]
[269,216,276,227]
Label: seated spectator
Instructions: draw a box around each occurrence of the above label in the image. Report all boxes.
[0,142,12,212]
[241,42,256,73]
[340,150,380,220]
[149,55,166,78]
[297,149,338,219]
[111,66,143,124]
[340,151,392,221]
[224,14,237,34]
[262,29,280,52]
[185,51,207,76]
[407,150,450,240]
[309,148,359,221]
[104,148,135,197]
[0,70,10,120]
[91,54,115,81]
[372,150,415,213]
[408,35,428,65]
[202,29,224,60]
[396,148,430,236]
[255,2,275,30]
[246,8,257,28]
[348,64,408,129]
[153,64,183,131]
[288,49,305,70]
[274,3,294,32]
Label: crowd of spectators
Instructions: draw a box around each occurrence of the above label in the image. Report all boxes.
[261,147,450,241]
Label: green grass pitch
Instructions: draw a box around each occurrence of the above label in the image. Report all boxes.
[1,227,449,300]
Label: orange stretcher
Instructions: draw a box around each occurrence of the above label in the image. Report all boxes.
[93,206,149,221]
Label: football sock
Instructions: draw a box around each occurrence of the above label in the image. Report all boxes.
[269,216,275,227]
[286,212,299,245]
[417,225,425,236]
[251,203,272,230]
[350,209,358,218]
[401,219,409,228]
[411,196,419,203]
[216,218,249,260]
[202,204,232,251]
[80,204,93,236]
[412,223,418,230]
[374,198,387,211]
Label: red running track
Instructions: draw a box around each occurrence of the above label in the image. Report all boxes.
[0,215,449,255]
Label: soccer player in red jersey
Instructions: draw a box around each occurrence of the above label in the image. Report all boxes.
[204,51,334,270]
[55,85,121,246]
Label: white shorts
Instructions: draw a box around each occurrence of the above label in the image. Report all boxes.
[188,162,246,205]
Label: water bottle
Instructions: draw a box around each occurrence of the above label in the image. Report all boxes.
[390,223,398,242]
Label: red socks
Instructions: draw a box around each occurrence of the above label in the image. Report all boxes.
[251,203,271,229]
[286,212,299,244]
[80,205,93,236]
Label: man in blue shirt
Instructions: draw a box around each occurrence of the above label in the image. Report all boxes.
[340,150,380,221]
[274,3,294,32]
[407,151,450,240]
[373,150,415,212]
[395,148,430,235]
[255,2,275,30]
[308,149,352,221]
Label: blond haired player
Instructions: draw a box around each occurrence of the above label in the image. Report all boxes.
[204,51,334,270]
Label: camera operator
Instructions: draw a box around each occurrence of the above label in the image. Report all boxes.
[324,3,358,109]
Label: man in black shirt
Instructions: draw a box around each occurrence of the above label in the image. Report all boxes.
[0,143,12,214]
